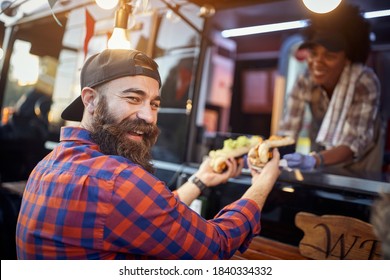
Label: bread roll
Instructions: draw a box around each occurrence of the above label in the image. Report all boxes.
[248,135,295,168]
[209,135,262,173]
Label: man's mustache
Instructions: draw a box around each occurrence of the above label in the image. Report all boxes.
[105,117,160,144]
[121,118,159,137]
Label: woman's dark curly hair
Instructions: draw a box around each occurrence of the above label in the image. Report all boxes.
[302,3,371,63]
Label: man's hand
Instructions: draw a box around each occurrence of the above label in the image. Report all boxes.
[242,149,281,210]
[195,157,244,188]
[283,152,316,170]
[177,157,244,206]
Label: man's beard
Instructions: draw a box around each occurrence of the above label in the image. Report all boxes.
[90,96,160,173]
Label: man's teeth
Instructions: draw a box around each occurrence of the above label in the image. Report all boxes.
[134,130,144,135]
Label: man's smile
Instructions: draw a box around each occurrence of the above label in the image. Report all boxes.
[127,130,144,142]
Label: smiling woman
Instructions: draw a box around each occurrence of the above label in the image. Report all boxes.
[277,2,382,172]
[306,45,348,95]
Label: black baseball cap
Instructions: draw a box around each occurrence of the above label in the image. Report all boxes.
[61,49,161,122]
[299,31,347,52]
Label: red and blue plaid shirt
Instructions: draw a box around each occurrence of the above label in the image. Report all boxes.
[16,126,261,259]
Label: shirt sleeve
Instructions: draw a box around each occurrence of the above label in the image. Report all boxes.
[277,75,307,138]
[337,69,380,157]
[103,166,261,259]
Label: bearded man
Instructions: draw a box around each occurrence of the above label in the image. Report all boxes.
[16,49,280,260]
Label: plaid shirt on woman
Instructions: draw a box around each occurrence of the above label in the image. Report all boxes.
[16,127,260,260]
[278,65,380,158]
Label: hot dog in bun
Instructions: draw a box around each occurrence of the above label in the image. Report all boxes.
[209,135,262,173]
[248,135,295,169]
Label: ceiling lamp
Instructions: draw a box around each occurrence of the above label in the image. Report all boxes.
[95,0,119,10]
[302,0,342,14]
[221,7,390,38]
[107,0,132,50]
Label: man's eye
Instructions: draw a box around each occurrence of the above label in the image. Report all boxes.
[151,102,160,109]
[127,96,140,103]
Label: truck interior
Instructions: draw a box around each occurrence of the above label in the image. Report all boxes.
[1,0,390,259]
[1,0,390,175]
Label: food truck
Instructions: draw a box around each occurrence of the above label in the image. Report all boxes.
[1,0,390,259]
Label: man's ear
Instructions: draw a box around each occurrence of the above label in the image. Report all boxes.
[81,87,99,115]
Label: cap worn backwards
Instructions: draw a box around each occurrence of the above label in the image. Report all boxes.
[61,49,161,122]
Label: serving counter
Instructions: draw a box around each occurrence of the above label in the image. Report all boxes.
[154,160,390,246]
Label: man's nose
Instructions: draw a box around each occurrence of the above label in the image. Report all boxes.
[136,105,154,123]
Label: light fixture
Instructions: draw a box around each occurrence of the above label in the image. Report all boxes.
[222,20,309,38]
[364,9,390,19]
[221,8,390,38]
[108,28,131,49]
[107,0,132,49]
[95,0,119,10]
[302,0,342,14]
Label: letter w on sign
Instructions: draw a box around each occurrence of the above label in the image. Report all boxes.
[295,212,383,260]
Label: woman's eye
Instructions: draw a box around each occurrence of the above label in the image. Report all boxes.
[325,54,337,60]
[309,52,317,59]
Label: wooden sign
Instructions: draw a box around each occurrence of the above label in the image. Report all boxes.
[295,212,383,260]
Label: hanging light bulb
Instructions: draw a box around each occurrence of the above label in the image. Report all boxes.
[302,0,342,14]
[108,27,131,49]
[96,0,119,10]
[107,0,132,49]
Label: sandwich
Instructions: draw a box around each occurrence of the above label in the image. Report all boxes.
[209,135,262,173]
[248,135,295,169]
